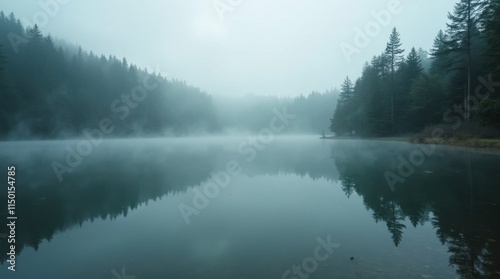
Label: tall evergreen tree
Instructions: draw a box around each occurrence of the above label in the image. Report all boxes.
[385,28,405,123]
[406,47,423,81]
[338,76,354,106]
[484,0,500,78]
[364,58,393,136]
[430,30,452,76]
[394,47,423,132]
[331,77,358,135]
[445,0,488,121]
[0,44,4,81]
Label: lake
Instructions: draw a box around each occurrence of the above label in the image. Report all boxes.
[0,136,499,279]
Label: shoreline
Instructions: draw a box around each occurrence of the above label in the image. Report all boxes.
[321,136,500,150]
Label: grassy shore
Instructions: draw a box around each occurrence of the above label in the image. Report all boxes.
[322,136,500,150]
[414,137,500,149]
[322,136,408,142]
[323,122,500,150]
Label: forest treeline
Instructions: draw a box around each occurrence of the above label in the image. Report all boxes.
[0,12,337,140]
[0,12,220,138]
[331,0,500,137]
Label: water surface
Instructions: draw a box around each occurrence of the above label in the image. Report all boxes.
[0,136,499,279]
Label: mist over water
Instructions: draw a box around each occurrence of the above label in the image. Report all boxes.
[1,0,500,278]
[1,136,499,278]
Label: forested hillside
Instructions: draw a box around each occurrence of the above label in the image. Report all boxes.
[0,12,220,139]
[0,11,338,139]
[331,0,500,137]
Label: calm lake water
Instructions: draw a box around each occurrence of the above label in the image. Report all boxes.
[0,136,499,279]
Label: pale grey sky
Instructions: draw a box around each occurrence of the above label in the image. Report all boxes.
[2,0,457,97]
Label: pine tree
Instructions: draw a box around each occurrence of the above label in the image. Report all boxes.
[417,48,431,73]
[385,28,405,123]
[430,30,451,75]
[0,44,4,80]
[338,76,354,106]
[446,0,488,121]
[395,47,423,132]
[363,59,393,136]
[0,44,6,136]
[406,47,423,81]
[331,77,357,135]
[24,24,44,74]
[26,24,43,43]
[484,0,500,77]
[371,53,391,79]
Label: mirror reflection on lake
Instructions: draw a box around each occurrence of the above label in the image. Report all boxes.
[1,136,499,279]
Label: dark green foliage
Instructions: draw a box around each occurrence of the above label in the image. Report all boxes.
[474,98,500,129]
[330,77,355,135]
[405,48,423,80]
[484,0,500,78]
[385,28,405,75]
[385,28,405,123]
[0,13,219,139]
[0,12,342,139]
[331,0,499,137]
[430,30,453,76]
[394,48,424,132]
[409,74,446,129]
[0,44,5,83]
[338,76,354,106]
[0,44,7,135]
[444,0,488,121]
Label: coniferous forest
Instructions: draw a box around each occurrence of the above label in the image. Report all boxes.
[0,12,221,138]
[330,0,500,138]
[0,12,337,140]
[2,2,500,279]
[1,1,500,141]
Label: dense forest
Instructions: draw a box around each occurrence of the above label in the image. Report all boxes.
[4,0,499,140]
[0,12,220,138]
[0,12,337,140]
[330,0,500,137]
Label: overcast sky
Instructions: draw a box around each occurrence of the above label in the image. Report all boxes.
[3,0,457,97]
